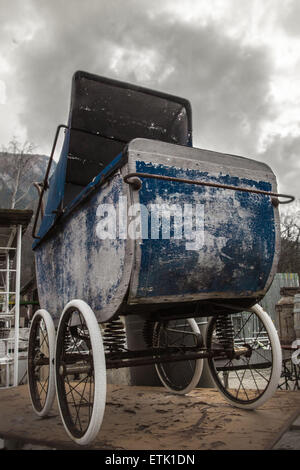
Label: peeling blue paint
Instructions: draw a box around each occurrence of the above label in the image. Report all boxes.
[133,160,275,299]
[34,173,128,320]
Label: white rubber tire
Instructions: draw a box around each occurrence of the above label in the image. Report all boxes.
[154,318,204,395]
[28,309,56,417]
[208,304,282,410]
[55,299,106,446]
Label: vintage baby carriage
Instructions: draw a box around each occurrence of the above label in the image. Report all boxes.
[28,71,293,445]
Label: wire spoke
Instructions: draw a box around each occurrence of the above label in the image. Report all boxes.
[37,375,49,400]
[66,374,82,431]
[246,361,263,393]
[66,378,92,405]
[56,309,96,437]
[236,365,247,397]
[232,366,249,400]
[209,309,275,404]
[245,362,271,384]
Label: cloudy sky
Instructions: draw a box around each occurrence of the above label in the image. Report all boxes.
[0,0,299,198]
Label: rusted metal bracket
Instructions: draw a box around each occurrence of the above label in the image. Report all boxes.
[124,172,295,205]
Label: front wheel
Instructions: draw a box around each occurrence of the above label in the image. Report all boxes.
[153,318,204,395]
[55,300,106,446]
[206,304,282,409]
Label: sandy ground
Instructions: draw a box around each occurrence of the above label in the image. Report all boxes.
[0,384,299,450]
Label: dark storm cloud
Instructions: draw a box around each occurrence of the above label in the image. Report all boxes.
[10,0,275,160]
[259,134,300,198]
[117,16,274,157]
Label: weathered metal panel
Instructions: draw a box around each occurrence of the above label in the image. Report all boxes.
[127,138,280,305]
[34,172,133,322]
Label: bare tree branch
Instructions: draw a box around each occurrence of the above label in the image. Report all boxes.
[1,137,37,209]
[278,200,300,276]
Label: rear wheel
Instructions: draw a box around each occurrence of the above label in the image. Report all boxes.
[206,304,282,409]
[153,318,203,394]
[55,300,106,446]
[28,309,56,417]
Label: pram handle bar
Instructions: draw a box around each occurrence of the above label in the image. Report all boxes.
[124,172,295,205]
[32,124,68,239]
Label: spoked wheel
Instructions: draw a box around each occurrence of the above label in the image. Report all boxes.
[28,309,56,417]
[55,300,106,446]
[206,304,282,409]
[153,318,203,394]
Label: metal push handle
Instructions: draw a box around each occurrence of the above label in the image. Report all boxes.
[124,172,295,205]
[32,124,69,239]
